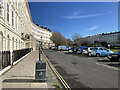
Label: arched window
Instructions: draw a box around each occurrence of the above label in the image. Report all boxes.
[7,35,10,51]
[0,31,3,51]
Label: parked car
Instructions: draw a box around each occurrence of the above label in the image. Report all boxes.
[77,47,88,54]
[50,46,55,50]
[82,48,88,55]
[58,45,70,51]
[68,47,76,53]
[72,47,81,54]
[87,47,94,56]
[108,51,120,61]
[90,47,113,57]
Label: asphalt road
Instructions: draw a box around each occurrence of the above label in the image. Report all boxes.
[43,49,119,89]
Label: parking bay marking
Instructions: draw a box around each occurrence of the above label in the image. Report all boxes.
[96,63,119,71]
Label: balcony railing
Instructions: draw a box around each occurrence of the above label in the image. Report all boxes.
[21,33,31,40]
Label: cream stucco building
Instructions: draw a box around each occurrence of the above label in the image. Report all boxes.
[0,0,54,52]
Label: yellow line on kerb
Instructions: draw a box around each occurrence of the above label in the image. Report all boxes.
[43,52,71,90]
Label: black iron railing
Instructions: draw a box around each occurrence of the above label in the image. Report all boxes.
[0,51,11,70]
[0,48,32,70]
[0,52,2,70]
[12,48,32,62]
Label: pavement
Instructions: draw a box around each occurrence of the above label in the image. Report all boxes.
[1,50,60,90]
[43,49,119,89]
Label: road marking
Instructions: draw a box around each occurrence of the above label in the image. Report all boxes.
[96,63,119,71]
[42,52,71,90]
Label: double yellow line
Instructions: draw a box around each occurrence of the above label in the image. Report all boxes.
[43,52,71,90]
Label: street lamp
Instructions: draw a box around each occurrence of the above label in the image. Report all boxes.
[38,37,42,61]
[39,41,41,61]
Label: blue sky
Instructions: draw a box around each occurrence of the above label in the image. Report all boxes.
[28,2,118,39]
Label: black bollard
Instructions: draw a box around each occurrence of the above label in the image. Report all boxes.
[35,61,46,82]
[39,47,41,61]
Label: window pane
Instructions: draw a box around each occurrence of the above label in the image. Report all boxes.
[7,4,9,22]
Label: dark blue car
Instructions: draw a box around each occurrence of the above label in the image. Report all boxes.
[77,47,88,54]
[72,47,81,54]
[108,51,120,61]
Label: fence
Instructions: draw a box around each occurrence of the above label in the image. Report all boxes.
[0,51,11,70]
[0,48,32,70]
[12,48,32,62]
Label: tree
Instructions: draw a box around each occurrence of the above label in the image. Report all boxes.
[71,34,82,46]
[101,41,108,47]
[94,41,100,47]
[72,34,82,41]
[50,31,69,46]
[66,39,73,46]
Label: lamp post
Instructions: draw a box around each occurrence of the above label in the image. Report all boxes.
[39,41,41,61]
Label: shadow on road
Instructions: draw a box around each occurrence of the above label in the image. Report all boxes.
[97,59,119,62]
[107,63,120,67]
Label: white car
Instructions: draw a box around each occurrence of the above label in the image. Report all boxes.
[88,47,94,56]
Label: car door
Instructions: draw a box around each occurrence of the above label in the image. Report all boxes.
[98,48,104,56]
[103,48,109,56]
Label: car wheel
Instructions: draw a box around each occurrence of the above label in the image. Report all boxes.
[88,53,91,56]
[96,53,100,57]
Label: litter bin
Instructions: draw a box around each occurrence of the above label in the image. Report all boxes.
[35,61,46,82]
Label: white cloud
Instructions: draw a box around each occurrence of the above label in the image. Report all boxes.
[64,10,112,19]
[87,26,98,30]
[65,13,103,19]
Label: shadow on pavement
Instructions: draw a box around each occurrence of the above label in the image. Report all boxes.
[2,79,35,83]
[11,76,34,78]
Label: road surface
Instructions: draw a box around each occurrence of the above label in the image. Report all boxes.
[43,49,119,89]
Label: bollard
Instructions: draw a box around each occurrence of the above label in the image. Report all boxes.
[35,61,46,82]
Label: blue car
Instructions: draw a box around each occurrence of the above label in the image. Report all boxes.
[90,47,113,57]
[77,47,88,54]
[108,51,120,61]
[58,45,70,51]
